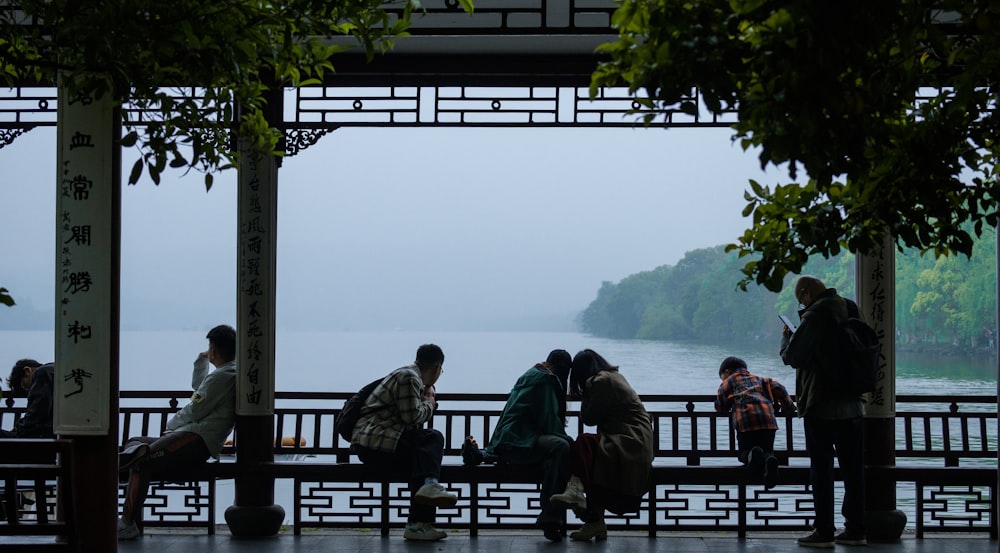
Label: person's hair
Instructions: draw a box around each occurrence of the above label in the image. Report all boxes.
[7,359,41,396]
[569,349,618,396]
[206,325,237,362]
[415,344,445,370]
[795,275,826,303]
[719,356,747,378]
[545,349,572,424]
[546,349,572,384]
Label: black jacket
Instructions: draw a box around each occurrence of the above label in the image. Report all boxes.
[15,363,55,438]
[779,289,865,419]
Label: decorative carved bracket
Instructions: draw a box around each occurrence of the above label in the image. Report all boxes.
[0,127,33,150]
[284,128,332,157]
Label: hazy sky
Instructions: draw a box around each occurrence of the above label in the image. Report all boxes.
[2,124,774,331]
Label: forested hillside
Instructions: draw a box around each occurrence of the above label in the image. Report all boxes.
[578,229,997,353]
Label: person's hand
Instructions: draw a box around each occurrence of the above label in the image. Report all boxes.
[422,384,437,409]
[782,325,792,337]
[197,351,209,362]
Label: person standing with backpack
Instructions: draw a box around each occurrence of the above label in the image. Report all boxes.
[351,344,457,541]
[780,276,867,548]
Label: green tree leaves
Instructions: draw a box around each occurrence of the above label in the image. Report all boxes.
[592,1,1000,291]
[0,1,474,189]
[580,234,995,350]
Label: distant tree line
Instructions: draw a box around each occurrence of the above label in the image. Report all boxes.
[578,228,997,354]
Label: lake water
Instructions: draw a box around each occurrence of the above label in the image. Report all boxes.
[2,329,997,396]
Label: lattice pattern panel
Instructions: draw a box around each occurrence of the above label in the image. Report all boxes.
[381,0,618,33]
[289,86,732,128]
[651,483,815,531]
[296,481,470,528]
[920,484,995,533]
[11,483,58,522]
[117,480,213,527]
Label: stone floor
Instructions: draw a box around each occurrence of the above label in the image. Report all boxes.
[109,529,996,553]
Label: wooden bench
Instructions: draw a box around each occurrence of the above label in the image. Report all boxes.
[0,438,76,552]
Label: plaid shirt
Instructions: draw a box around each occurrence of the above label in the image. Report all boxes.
[714,368,792,433]
[352,365,434,453]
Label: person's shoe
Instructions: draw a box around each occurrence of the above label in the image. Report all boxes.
[539,520,563,542]
[834,529,867,546]
[403,521,447,541]
[462,436,484,466]
[764,454,779,489]
[413,482,458,508]
[549,476,587,510]
[569,520,607,541]
[117,518,140,541]
[747,446,764,483]
[797,529,834,548]
[119,443,150,472]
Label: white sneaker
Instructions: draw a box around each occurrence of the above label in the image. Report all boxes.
[117,518,139,540]
[403,521,447,541]
[413,482,458,507]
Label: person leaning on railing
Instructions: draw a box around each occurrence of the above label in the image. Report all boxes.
[549,349,655,541]
[463,348,574,542]
[2,359,55,440]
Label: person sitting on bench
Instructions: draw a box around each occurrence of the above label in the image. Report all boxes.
[116,324,237,541]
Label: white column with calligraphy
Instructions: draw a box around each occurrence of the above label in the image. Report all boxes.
[236,140,276,416]
[53,80,115,434]
[855,236,895,418]
[855,234,908,540]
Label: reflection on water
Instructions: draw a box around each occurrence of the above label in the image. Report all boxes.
[896,352,997,386]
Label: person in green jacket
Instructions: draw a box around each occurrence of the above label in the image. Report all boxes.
[462,349,573,541]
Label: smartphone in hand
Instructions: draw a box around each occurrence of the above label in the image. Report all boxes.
[778,314,797,332]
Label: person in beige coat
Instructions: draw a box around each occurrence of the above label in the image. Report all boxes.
[549,349,654,540]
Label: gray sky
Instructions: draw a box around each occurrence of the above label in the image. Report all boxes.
[2,125,773,331]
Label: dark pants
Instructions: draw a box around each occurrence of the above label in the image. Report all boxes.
[569,433,642,520]
[803,417,866,536]
[736,429,776,464]
[495,434,571,526]
[121,432,210,527]
[356,428,444,524]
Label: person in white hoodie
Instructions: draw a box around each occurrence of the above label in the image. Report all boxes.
[116,324,237,541]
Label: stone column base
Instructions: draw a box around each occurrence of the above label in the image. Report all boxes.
[864,509,907,542]
[225,504,285,537]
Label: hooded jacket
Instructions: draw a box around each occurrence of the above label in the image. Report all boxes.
[486,363,570,453]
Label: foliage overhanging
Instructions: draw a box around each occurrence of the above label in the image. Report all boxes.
[591,0,1000,291]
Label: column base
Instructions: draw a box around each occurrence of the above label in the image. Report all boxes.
[864,509,907,542]
[224,504,285,537]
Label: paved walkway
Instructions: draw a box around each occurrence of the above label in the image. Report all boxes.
[110,529,995,553]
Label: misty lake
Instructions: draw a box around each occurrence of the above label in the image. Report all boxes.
[2,329,996,396]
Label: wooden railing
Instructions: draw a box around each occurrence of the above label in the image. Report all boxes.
[1,392,997,539]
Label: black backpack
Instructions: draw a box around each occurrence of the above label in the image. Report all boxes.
[335,377,384,442]
[836,316,881,398]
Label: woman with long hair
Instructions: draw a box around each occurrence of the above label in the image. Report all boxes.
[549,349,654,540]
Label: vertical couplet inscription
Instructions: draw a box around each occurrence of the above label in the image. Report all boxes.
[53,85,113,434]
[237,143,276,415]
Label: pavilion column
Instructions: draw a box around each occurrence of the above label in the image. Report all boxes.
[224,132,284,536]
[855,235,906,541]
[54,76,121,552]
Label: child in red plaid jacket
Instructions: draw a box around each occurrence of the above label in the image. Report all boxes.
[715,356,795,489]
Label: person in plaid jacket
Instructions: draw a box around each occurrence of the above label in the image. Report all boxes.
[714,356,794,490]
